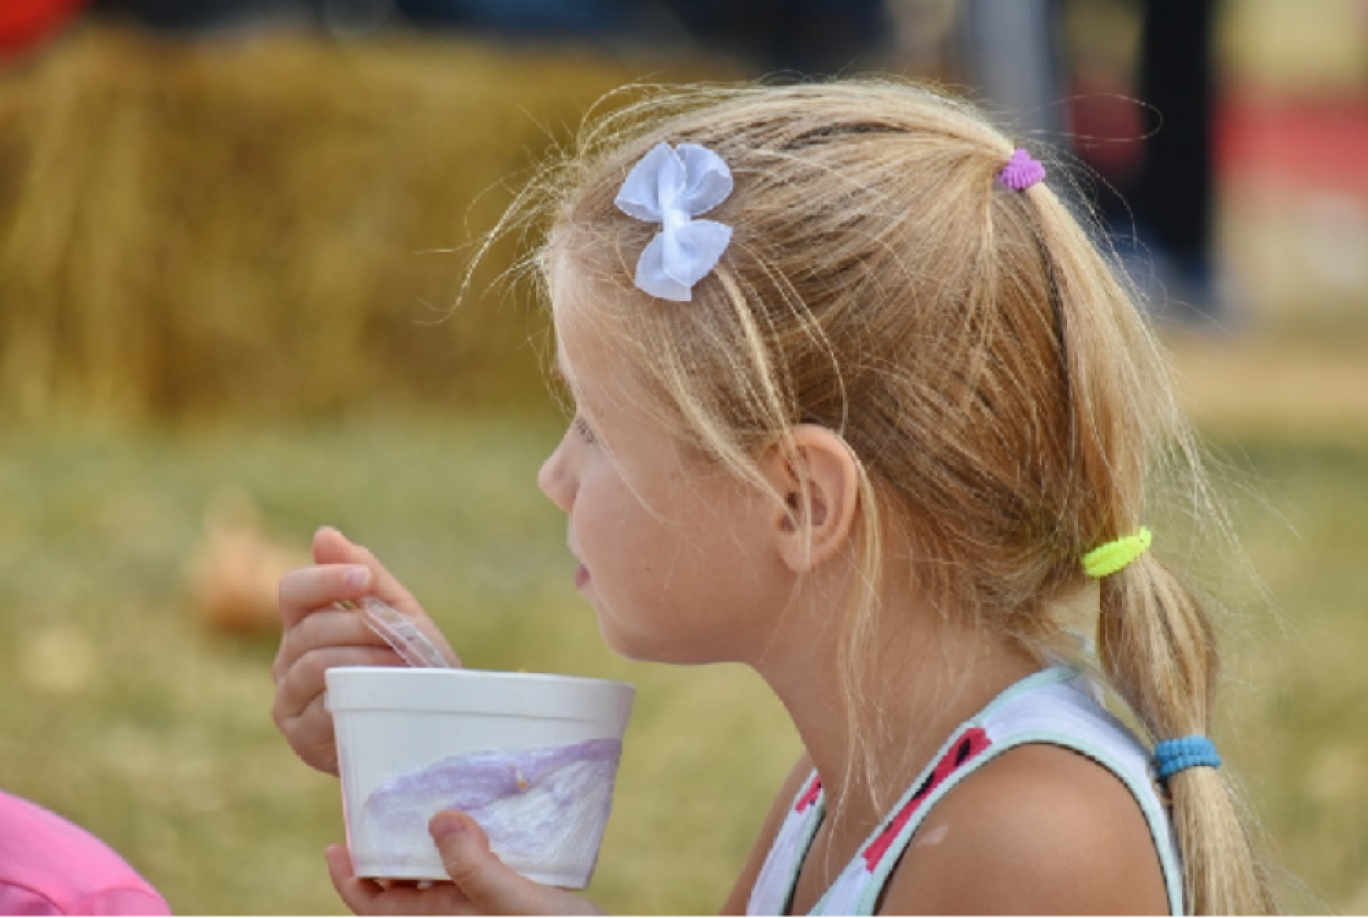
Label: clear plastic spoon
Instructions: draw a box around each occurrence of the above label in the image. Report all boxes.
[342,596,451,669]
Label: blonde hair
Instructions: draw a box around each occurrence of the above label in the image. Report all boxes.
[520,78,1275,914]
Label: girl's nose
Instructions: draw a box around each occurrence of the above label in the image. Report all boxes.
[537,434,575,514]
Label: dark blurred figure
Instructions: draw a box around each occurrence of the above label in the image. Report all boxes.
[1130,0,1217,318]
[85,0,638,41]
[1061,0,1219,319]
[645,0,887,74]
[396,0,630,39]
[956,0,1066,139]
[90,0,334,30]
[87,0,889,73]
[86,0,635,40]
[395,0,888,73]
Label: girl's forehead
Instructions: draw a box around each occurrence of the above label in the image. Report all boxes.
[548,257,623,379]
[549,291,591,383]
[550,297,613,409]
[552,311,653,433]
[547,245,660,416]
[552,342,583,394]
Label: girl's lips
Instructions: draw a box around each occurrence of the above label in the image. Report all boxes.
[575,564,590,589]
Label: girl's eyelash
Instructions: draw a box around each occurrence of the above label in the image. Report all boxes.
[573,416,597,444]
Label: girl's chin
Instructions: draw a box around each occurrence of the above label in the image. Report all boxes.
[594,616,719,666]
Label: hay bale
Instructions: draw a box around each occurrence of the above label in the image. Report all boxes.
[0,26,691,422]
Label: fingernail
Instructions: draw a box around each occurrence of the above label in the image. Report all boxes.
[430,812,465,843]
[343,566,370,589]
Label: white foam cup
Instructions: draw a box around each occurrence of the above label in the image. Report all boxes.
[326,666,635,888]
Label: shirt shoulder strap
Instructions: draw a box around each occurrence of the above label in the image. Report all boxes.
[746,771,825,915]
[815,666,1185,916]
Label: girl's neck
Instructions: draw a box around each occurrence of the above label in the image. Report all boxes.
[753,582,1042,837]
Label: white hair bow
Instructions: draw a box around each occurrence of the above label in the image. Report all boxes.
[614,142,734,302]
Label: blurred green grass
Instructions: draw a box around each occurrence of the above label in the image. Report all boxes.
[0,414,801,915]
[0,415,1364,914]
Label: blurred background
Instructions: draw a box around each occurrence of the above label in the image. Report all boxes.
[0,0,1365,913]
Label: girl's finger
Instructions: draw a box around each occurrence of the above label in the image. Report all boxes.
[278,564,378,630]
[274,642,401,723]
[431,812,598,915]
[311,528,423,614]
[325,844,480,916]
[274,606,388,681]
[292,528,459,666]
[325,843,389,914]
[274,692,338,775]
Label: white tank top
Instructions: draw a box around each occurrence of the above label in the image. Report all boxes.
[745,665,1185,915]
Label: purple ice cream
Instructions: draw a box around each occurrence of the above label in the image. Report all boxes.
[354,738,623,883]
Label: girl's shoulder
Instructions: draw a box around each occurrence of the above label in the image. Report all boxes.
[878,743,1170,915]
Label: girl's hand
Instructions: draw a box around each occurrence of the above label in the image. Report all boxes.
[271,526,459,775]
[325,811,603,916]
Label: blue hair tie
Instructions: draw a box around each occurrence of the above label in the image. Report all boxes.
[1153,736,1222,781]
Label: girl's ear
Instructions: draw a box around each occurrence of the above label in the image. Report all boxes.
[762,425,860,573]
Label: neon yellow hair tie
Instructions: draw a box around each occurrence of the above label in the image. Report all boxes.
[1081,526,1153,578]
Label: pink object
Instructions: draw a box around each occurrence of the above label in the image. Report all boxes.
[0,790,170,916]
[997,148,1046,191]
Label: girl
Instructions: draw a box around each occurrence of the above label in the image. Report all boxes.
[272,79,1277,915]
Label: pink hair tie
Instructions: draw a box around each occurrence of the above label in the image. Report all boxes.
[997,148,1046,191]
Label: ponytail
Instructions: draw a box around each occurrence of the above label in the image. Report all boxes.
[1017,181,1279,914]
[1098,556,1276,914]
